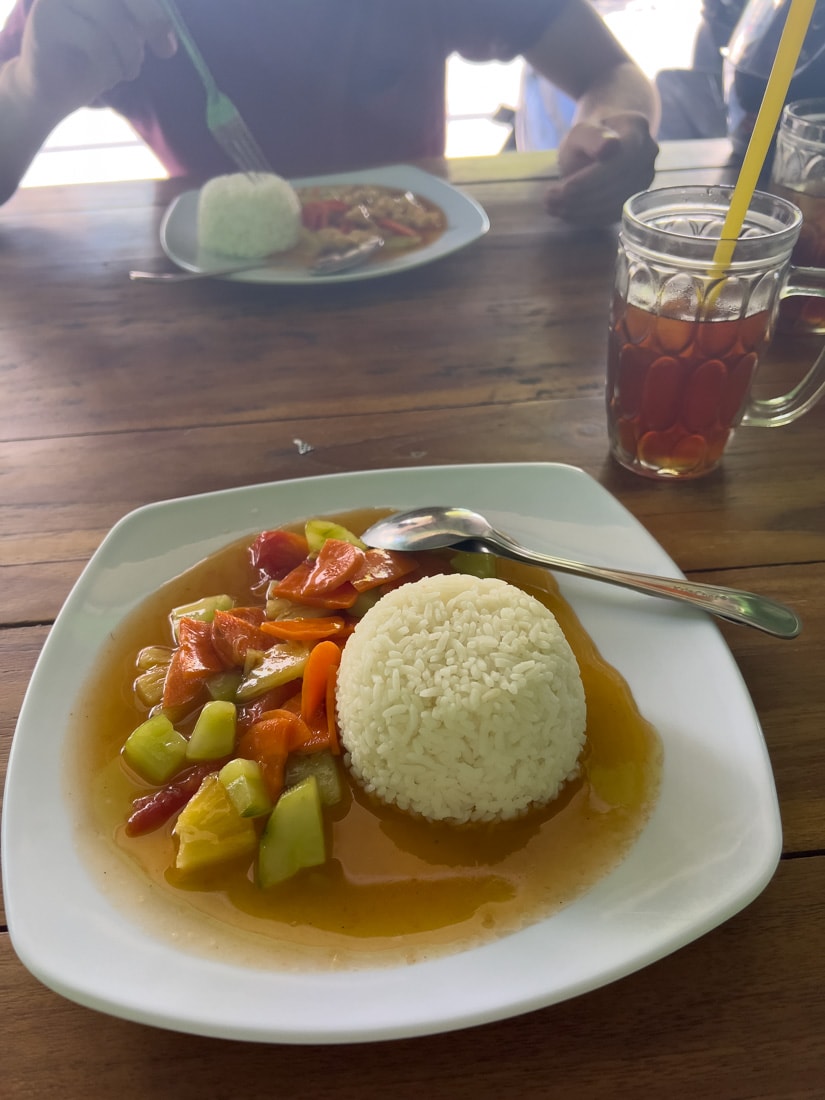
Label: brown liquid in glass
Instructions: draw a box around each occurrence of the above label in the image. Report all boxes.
[772,182,825,333]
[607,299,770,478]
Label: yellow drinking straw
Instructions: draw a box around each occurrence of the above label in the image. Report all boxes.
[712,0,817,268]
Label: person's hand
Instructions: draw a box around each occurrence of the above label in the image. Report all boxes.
[545,112,659,226]
[18,0,176,118]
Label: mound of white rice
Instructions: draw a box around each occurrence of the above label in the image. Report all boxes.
[197,172,302,259]
[336,574,586,824]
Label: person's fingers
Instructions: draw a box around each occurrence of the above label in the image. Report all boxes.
[549,114,658,225]
[545,163,633,224]
[24,0,174,107]
[73,0,147,81]
[121,0,177,59]
[558,122,621,176]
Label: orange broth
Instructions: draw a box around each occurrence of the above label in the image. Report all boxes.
[71,509,661,970]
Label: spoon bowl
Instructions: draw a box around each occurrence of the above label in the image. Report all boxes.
[361,506,801,639]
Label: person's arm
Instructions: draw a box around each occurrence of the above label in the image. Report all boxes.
[523,0,660,225]
[0,0,176,205]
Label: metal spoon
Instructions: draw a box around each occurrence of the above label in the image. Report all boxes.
[129,237,384,283]
[361,506,801,639]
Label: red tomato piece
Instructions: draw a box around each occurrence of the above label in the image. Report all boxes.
[124,763,220,836]
[250,529,310,580]
[236,684,299,732]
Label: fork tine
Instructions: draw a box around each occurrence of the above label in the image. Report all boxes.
[213,120,271,176]
[228,124,271,174]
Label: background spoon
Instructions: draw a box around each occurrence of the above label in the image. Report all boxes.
[361,506,801,639]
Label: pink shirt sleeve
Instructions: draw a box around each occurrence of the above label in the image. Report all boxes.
[0,0,31,63]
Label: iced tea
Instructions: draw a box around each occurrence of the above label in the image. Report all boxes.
[771,182,825,333]
[607,300,771,479]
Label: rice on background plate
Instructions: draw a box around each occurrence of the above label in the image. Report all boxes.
[336,573,586,823]
[196,172,302,259]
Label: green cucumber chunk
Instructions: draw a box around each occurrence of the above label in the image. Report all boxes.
[257,775,326,888]
[304,518,366,554]
[450,549,496,578]
[186,700,237,762]
[236,642,310,701]
[218,758,272,818]
[206,669,243,702]
[123,713,187,784]
[349,589,382,618]
[284,751,343,806]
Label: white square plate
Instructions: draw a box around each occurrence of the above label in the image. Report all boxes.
[2,463,781,1042]
[160,164,490,284]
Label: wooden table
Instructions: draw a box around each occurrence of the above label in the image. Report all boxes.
[2,141,823,1098]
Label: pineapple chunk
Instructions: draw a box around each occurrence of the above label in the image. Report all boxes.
[173,775,257,872]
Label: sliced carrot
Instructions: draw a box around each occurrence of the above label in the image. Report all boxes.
[259,615,352,643]
[225,606,266,625]
[279,691,303,715]
[272,561,359,608]
[281,691,332,754]
[211,609,275,667]
[325,662,341,755]
[273,543,362,608]
[375,215,419,238]
[308,539,363,589]
[301,640,341,723]
[236,708,316,799]
[162,618,226,708]
[351,548,420,592]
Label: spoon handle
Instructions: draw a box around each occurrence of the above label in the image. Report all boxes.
[470,533,800,639]
[129,238,385,283]
[129,264,263,282]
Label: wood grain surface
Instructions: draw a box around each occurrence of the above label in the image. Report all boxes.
[1,143,823,1098]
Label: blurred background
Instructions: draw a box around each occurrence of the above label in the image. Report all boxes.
[0,0,704,189]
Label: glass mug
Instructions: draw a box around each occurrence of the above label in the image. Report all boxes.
[606,185,825,480]
[770,97,825,334]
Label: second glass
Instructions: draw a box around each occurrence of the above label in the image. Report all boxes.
[770,97,825,334]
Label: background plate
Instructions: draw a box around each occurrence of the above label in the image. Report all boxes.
[160,165,490,284]
[2,463,781,1043]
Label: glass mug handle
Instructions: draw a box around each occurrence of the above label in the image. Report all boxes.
[742,265,825,427]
